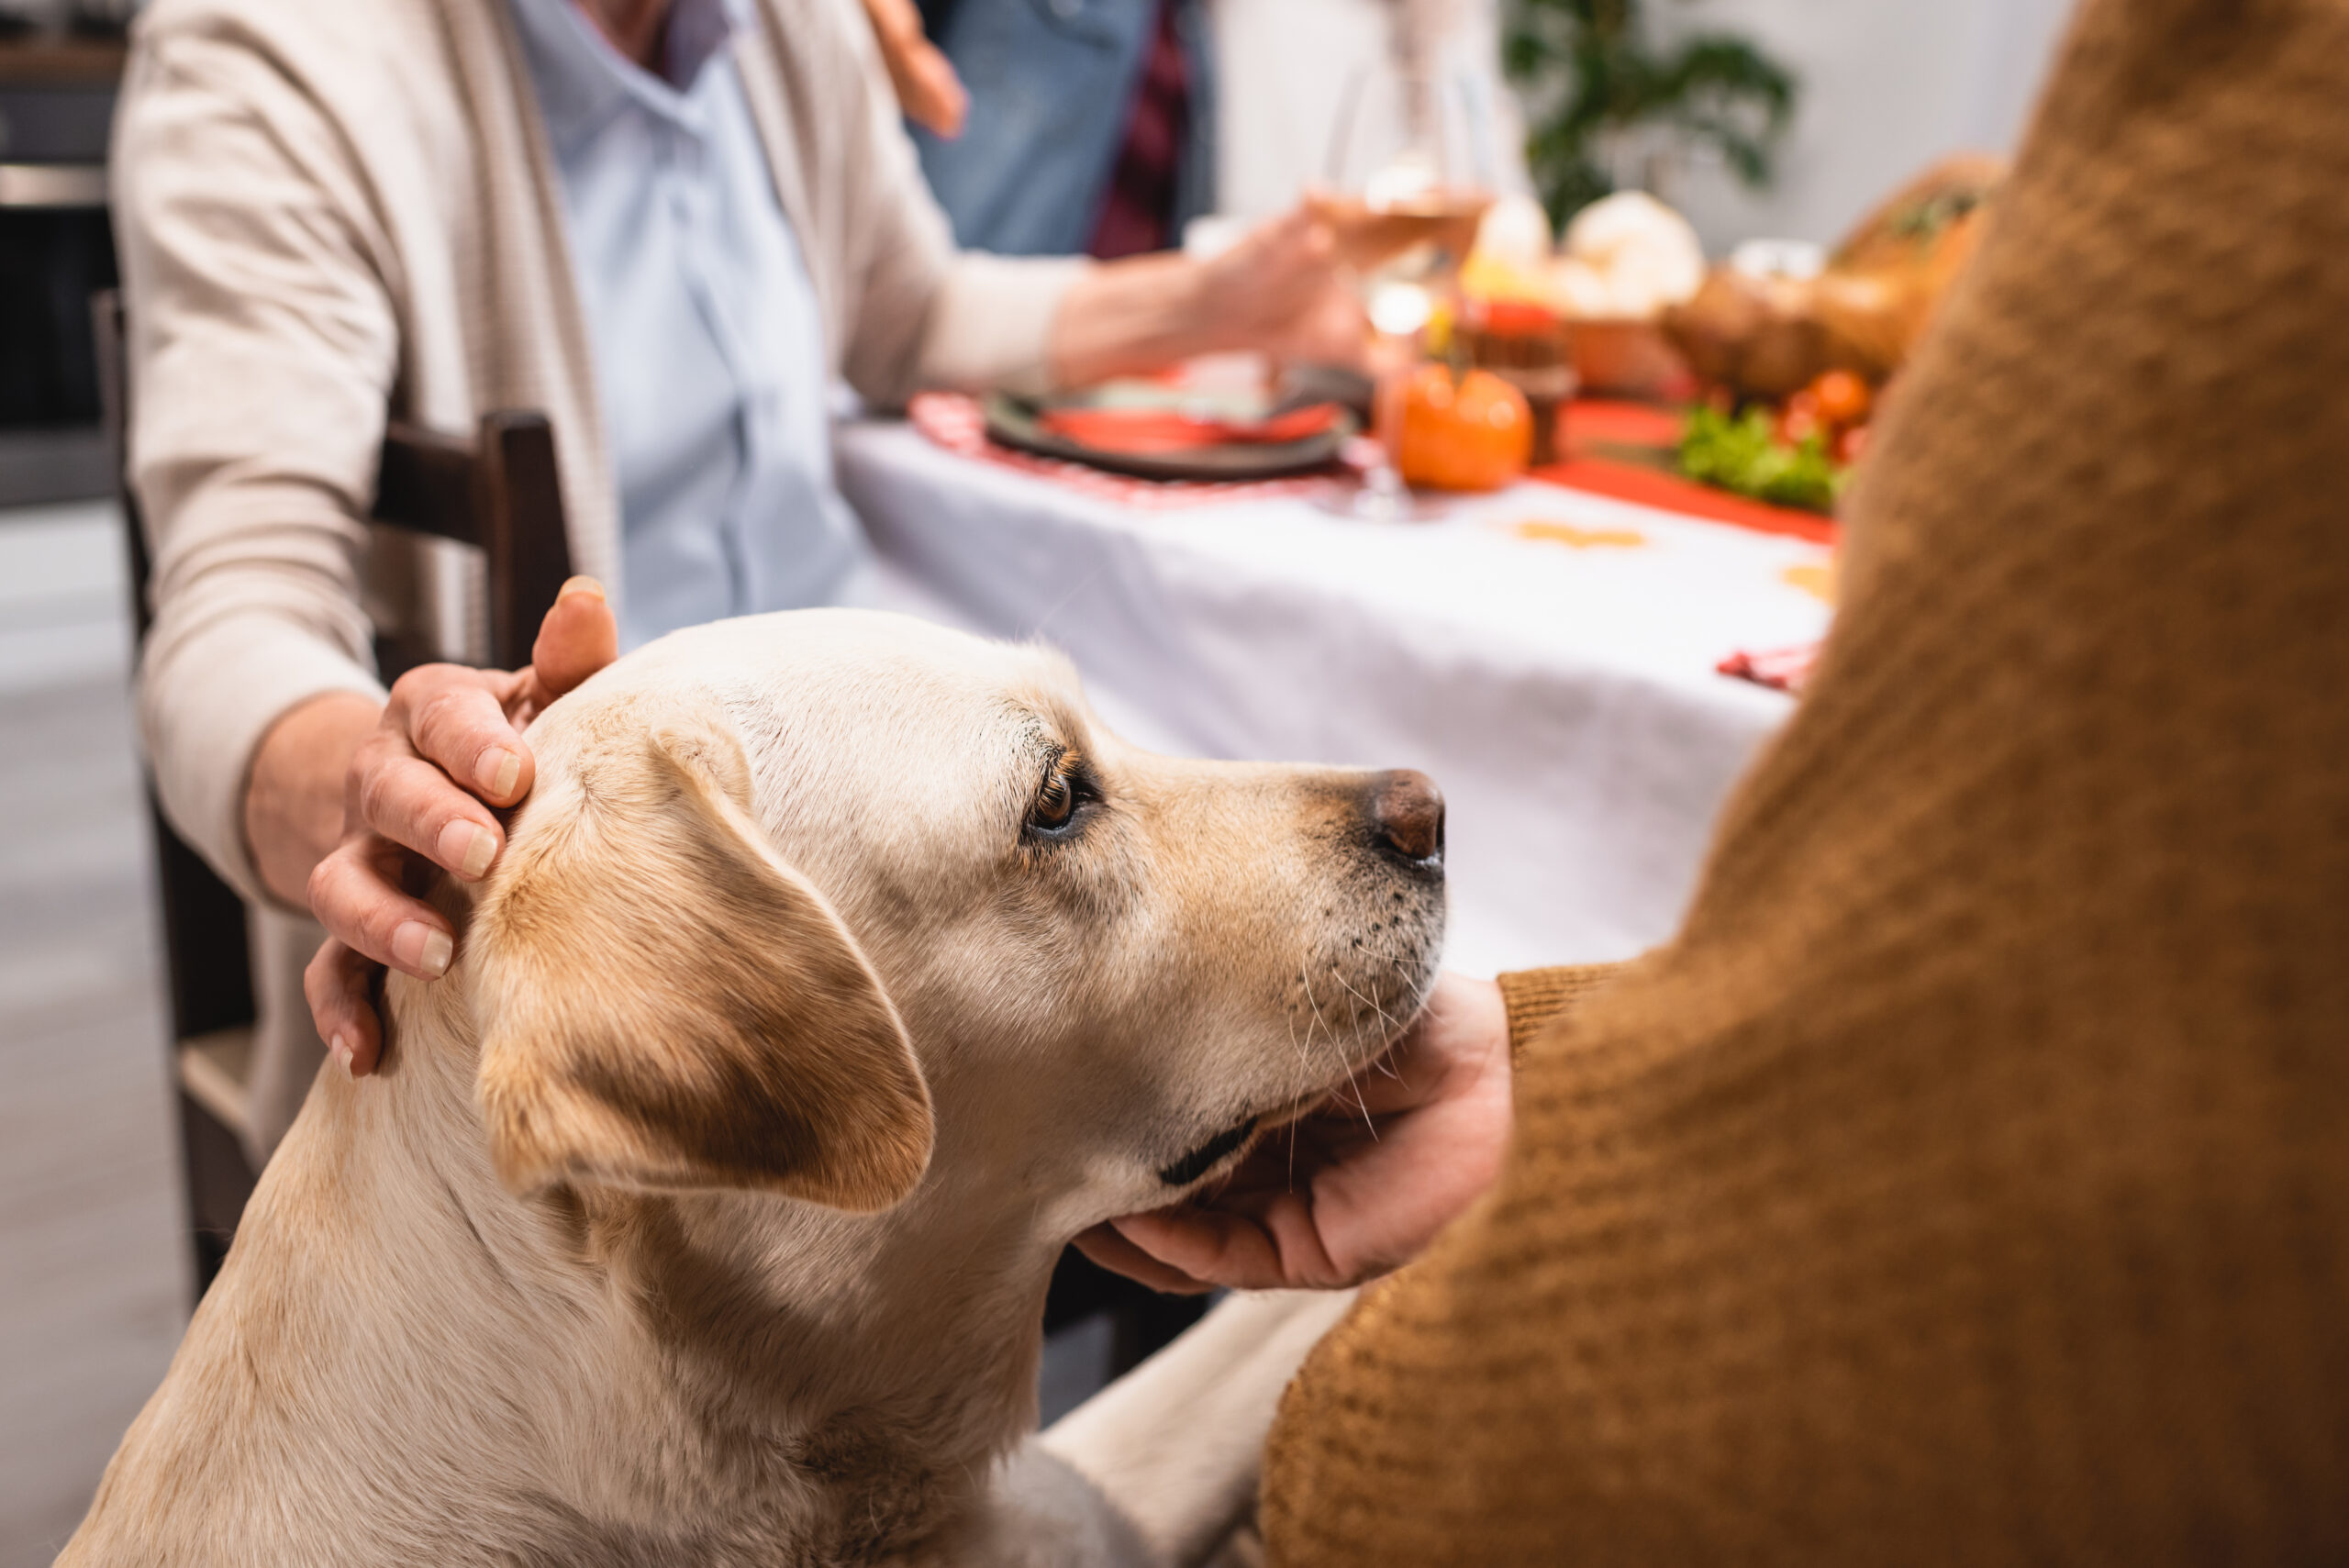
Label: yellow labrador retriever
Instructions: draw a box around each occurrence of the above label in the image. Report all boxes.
[63,609,1446,1566]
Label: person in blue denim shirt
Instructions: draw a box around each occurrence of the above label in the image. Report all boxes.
[871,0,1533,261]
[907,0,1216,257]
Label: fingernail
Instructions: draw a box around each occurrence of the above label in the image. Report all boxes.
[558,575,605,603]
[476,749,521,797]
[439,819,496,880]
[393,921,453,978]
[329,1032,355,1077]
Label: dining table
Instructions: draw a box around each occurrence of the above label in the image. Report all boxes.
[839,398,1836,977]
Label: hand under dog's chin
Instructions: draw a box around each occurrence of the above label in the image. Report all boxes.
[1152,967,1439,1196]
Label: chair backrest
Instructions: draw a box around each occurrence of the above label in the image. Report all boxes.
[373,414,573,670]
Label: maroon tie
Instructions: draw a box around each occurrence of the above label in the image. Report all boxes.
[1086,0,1190,259]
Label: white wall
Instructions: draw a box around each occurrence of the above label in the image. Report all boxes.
[1650,0,2079,251]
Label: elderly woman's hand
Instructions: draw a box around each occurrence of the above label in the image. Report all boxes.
[1075,970,1512,1293]
[1192,207,1369,369]
[1046,206,1366,384]
[295,578,618,1076]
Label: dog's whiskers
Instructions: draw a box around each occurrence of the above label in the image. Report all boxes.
[1333,967,1398,1037]
[1283,975,1312,1084]
[1310,964,1384,1146]
[1338,1058,1380,1141]
[1298,960,1335,1065]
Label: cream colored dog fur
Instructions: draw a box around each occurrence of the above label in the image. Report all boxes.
[64,610,1446,1566]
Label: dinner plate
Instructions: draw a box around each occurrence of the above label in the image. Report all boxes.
[981,391,1357,483]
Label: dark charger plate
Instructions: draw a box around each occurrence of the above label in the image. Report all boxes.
[981,391,1358,483]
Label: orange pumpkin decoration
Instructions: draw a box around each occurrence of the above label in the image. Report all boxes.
[1386,365,1534,492]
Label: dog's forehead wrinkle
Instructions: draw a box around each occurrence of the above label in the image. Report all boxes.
[722,677,1033,828]
[1001,676,1090,750]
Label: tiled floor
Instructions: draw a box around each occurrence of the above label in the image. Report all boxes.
[0,502,186,1567]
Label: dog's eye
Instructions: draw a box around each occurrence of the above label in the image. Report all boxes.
[1026,753,1091,838]
[1030,768,1076,830]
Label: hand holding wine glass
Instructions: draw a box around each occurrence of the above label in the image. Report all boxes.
[1310,61,1500,517]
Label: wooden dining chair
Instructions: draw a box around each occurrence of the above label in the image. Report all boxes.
[92,290,574,1297]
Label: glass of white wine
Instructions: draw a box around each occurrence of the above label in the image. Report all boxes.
[1308,62,1499,519]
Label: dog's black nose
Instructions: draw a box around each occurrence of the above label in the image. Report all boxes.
[1366,769,1444,867]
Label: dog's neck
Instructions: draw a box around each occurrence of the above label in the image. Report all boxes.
[208,986,1061,1562]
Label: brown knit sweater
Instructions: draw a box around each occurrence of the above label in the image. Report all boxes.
[1260,1,2349,1561]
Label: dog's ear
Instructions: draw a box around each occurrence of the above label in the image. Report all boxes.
[469,710,932,1209]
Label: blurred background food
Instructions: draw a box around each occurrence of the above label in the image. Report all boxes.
[1663,152,2003,400]
[1386,362,1534,491]
[1386,0,2059,510]
[1446,148,2001,512]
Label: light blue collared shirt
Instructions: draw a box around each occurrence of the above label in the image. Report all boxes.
[507,0,864,650]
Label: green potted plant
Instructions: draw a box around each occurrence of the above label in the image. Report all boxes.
[1503,0,1798,227]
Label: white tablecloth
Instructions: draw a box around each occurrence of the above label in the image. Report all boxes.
[838,423,1832,975]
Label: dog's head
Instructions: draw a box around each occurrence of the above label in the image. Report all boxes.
[451,610,1444,1230]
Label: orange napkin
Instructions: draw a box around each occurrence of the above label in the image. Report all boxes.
[1038,403,1341,455]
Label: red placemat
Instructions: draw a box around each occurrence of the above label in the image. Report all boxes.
[908,393,1347,512]
[1531,398,1840,546]
[1562,398,1687,448]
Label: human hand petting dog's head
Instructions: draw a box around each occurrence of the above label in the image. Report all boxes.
[303,579,619,1076]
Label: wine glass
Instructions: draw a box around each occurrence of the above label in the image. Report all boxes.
[1309,62,1500,520]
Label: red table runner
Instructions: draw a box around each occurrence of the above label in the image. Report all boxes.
[1531,399,1840,547]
